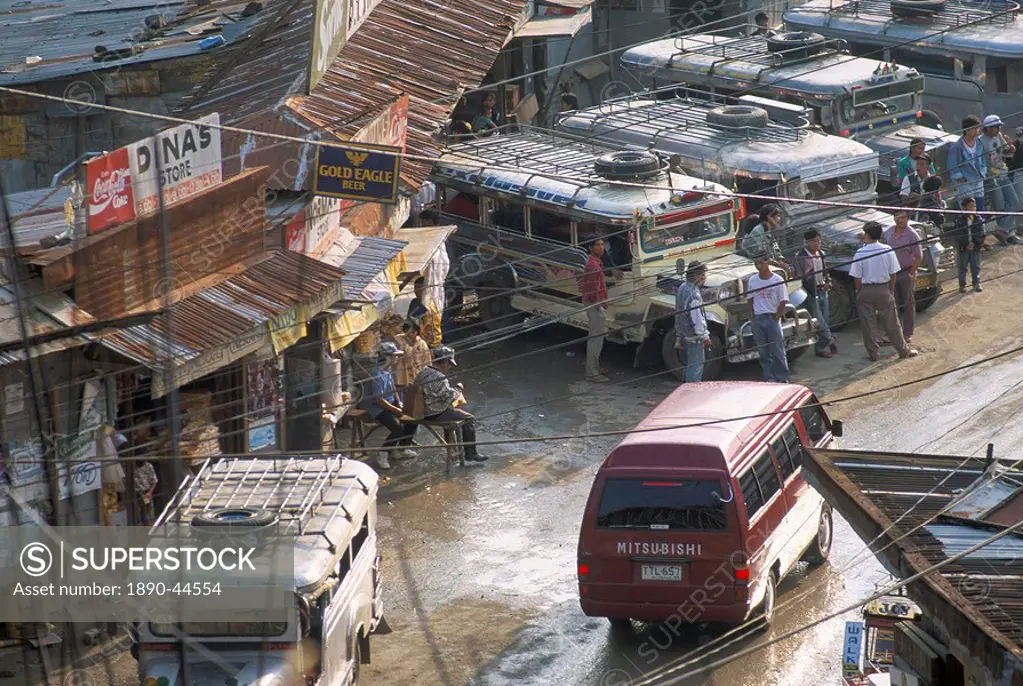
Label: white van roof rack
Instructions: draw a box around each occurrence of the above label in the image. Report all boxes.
[154,456,368,553]
[820,0,1017,27]
[669,32,845,69]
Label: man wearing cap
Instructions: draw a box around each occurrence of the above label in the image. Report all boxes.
[900,154,933,212]
[980,114,1021,243]
[897,139,935,183]
[674,261,713,382]
[361,342,418,471]
[882,209,924,344]
[413,346,488,462]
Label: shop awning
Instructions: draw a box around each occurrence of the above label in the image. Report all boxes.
[514,7,592,38]
[394,226,457,281]
[320,235,409,300]
[96,251,346,399]
[544,0,595,8]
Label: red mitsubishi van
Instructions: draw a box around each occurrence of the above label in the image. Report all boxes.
[577,382,841,628]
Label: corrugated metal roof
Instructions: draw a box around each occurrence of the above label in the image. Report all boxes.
[808,449,1023,656]
[5,186,71,255]
[99,250,344,367]
[330,236,407,301]
[0,278,89,367]
[181,0,527,188]
[0,0,264,85]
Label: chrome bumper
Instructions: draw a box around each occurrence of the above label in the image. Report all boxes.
[727,304,818,363]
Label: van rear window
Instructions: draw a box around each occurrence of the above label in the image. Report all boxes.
[596,479,728,531]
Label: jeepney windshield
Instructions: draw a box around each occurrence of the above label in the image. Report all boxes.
[639,204,733,255]
[789,172,873,201]
[149,622,289,637]
[837,77,923,128]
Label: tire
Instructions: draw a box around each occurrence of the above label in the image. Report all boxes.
[477,281,522,331]
[594,150,662,179]
[787,344,808,363]
[706,105,769,129]
[190,507,278,528]
[766,31,826,58]
[609,618,633,633]
[803,506,833,566]
[759,573,777,628]
[915,286,940,312]
[661,328,725,382]
[918,109,944,130]
[827,280,856,331]
[891,0,945,17]
[351,637,362,685]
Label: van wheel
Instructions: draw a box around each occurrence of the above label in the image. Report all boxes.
[609,618,633,633]
[661,328,724,382]
[351,638,362,684]
[477,281,522,331]
[915,286,939,312]
[759,573,777,628]
[918,109,944,130]
[804,507,833,566]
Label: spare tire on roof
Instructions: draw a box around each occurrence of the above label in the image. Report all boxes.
[890,0,946,18]
[706,105,769,129]
[767,31,827,58]
[191,507,278,528]
[593,150,663,179]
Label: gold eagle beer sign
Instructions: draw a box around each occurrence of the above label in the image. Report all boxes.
[313,142,402,204]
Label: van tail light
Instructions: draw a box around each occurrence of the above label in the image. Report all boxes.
[839,129,851,137]
[578,562,590,579]
[733,555,750,584]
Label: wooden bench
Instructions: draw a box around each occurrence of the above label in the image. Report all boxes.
[345,408,466,474]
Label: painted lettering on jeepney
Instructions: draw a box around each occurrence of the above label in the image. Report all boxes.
[441,169,589,209]
[617,542,703,556]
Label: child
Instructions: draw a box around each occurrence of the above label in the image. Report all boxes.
[952,196,985,293]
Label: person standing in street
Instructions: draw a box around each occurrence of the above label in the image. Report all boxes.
[947,116,989,237]
[850,222,918,362]
[882,209,924,344]
[979,114,1021,243]
[675,261,713,382]
[797,229,838,358]
[394,318,432,389]
[747,256,791,382]
[952,196,985,293]
[578,237,610,383]
[740,203,788,269]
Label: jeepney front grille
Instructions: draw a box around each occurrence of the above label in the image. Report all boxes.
[937,246,956,271]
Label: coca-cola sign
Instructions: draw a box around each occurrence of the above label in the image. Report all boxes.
[85,148,136,234]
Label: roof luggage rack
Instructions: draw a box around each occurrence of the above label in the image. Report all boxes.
[821,0,1018,26]
[153,455,368,553]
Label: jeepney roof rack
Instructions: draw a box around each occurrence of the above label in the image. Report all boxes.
[442,126,676,198]
[559,85,811,146]
[664,29,849,72]
[153,455,368,553]
[817,0,1018,26]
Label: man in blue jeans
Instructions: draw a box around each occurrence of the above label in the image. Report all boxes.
[947,115,989,232]
[797,229,838,358]
[747,256,791,382]
[674,260,713,382]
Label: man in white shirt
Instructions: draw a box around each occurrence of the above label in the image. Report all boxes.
[747,256,791,382]
[849,221,919,362]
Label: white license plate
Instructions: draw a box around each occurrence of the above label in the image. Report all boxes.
[640,564,682,582]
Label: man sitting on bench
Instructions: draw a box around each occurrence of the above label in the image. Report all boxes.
[362,342,418,471]
[413,346,488,462]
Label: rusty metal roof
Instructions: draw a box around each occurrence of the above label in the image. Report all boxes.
[0,0,265,86]
[99,250,344,367]
[806,448,1023,659]
[0,276,90,367]
[180,0,526,188]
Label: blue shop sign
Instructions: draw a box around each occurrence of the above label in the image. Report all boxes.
[313,142,402,204]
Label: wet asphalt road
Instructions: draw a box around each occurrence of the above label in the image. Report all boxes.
[368,318,1023,686]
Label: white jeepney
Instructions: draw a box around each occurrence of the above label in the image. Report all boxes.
[136,456,383,686]
[783,0,1023,130]
[555,90,953,327]
[619,30,957,188]
[430,129,817,381]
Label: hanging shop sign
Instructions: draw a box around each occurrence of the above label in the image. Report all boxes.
[286,195,358,260]
[85,147,136,234]
[129,113,222,215]
[247,416,277,452]
[55,379,105,501]
[314,142,401,204]
[339,95,409,217]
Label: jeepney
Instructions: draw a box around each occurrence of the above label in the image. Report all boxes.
[619,30,957,190]
[556,90,952,329]
[784,0,1023,130]
[136,455,383,686]
[429,129,817,381]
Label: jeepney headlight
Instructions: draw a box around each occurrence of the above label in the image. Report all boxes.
[701,280,738,305]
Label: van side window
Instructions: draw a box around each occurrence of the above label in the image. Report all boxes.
[338,546,352,583]
[782,424,803,471]
[352,515,369,561]
[772,434,794,481]
[739,451,781,519]
[799,399,830,445]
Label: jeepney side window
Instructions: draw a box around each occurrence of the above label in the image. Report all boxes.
[988,59,1023,93]
[735,177,779,217]
[530,207,573,244]
[352,515,369,562]
[441,190,481,223]
[490,199,527,235]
